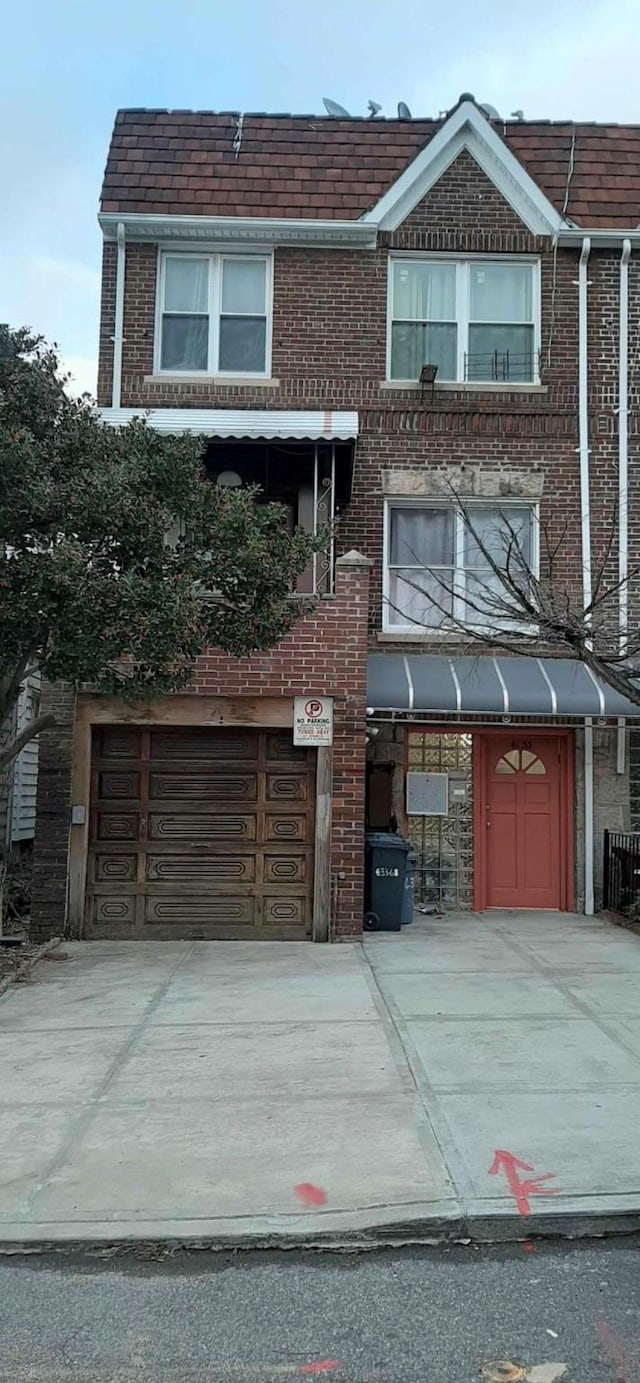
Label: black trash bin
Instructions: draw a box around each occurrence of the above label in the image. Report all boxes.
[364,832,411,931]
[402,850,418,926]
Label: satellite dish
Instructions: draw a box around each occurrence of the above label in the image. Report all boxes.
[479,102,502,120]
[323,97,351,117]
[367,99,382,117]
[397,101,412,119]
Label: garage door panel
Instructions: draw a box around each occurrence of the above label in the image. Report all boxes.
[92,895,137,925]
[148,813,257,841]
[264,897,308,926]
[146,854,256,883]
[265,814,310,842]
[98,729,140,758]
[148,771,258,802]
[94,854,137,882]
[264,854,308,883]
[87,727,315,939]
[144,896,256,926]
[265,733,309,762]
[99,771,141,799]
[97,813,140,841]
[266,772,310,801]
[150,730,258,760]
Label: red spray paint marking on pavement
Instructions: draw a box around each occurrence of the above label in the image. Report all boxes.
[294,1183,327,1207]
[299,1363,340,1375]
[488,1150,560,1217]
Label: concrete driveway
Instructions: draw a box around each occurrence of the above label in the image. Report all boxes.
[1,911,640,1245]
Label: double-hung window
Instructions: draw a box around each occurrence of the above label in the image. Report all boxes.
[388,257,539,384]
[384,501,536,633]
[158,253,271,375]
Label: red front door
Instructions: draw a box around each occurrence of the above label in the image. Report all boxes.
[485,735,563,909]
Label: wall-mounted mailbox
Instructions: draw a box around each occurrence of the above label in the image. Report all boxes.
[406,771,449,816]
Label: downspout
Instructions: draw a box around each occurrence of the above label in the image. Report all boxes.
[578,237,594,915]
[617,239,632,775]
[111,221,126,409]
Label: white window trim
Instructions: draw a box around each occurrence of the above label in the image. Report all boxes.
[154,247,273,378]
[386,252,541,385]
[382,496,540,636]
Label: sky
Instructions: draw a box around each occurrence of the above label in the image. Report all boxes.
[2,0,640,397]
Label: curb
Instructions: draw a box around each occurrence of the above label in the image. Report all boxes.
[2,1207,640,1256]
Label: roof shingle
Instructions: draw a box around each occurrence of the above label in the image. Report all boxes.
[100,108,640,228]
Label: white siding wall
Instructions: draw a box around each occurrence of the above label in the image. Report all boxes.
[9,675,41,844]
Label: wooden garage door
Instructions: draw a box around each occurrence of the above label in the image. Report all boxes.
[86,726,316,940]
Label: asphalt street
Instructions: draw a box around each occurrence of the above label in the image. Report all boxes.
[1,1239,639,1382]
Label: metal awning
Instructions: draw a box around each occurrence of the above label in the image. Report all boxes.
[98,408,359,442]
[367,654,640,719]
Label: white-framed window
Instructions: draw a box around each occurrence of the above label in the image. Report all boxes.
[156,252,272,375]
[388,256,540,384]
[383,499,538,633]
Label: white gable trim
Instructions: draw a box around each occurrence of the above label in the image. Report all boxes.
[363,101,566,236]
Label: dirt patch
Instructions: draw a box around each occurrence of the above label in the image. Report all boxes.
[0,937,62,997]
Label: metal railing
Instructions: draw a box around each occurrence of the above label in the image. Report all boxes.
[464,350,540,383]
[603,829,640,912]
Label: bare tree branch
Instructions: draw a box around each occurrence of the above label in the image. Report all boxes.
[0,713,55,772]
[384,490,640,708]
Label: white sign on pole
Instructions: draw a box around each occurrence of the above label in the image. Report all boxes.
[293,696,334,747]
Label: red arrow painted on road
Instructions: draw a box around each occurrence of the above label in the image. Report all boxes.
[488,1149,561,1217]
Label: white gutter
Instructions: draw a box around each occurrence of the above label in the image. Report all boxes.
[617,240,631,777]
[578,236,595,915]
[99,211,377,250]
[111,222,126,410]
[579,238,592,619]
[619,239,631,650]
[559,228,640,249]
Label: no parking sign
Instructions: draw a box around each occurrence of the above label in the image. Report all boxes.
[293,696,334,746]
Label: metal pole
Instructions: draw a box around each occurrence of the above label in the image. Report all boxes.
[329,443,336,595]
[312,441,318,594]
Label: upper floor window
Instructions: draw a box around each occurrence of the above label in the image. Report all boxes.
[157,253,271,375]
[384,500,537,633]
[388,257,539,384]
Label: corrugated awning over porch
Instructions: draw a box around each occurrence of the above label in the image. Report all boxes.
[98,408,359,441]
[367,654,640,719]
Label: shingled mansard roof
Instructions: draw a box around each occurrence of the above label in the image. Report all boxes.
[100,95,640,230]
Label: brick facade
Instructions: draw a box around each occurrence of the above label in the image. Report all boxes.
[189,552,371,938]
[33,107,640,934]
[97,162,638,646]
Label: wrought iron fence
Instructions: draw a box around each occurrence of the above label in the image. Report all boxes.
[603,830,640,912]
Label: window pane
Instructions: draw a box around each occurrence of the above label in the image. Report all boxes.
[161,315,209,371]
[387,569,453,628]
[391,322,457,380]
[390,508,454,567]
[464,506,532,570]
[221,259,266,314]
[393,260,456,321]
[467,324,535,381]
[462,507,532,623]
[470,263,533,322]
[164,258,209,313]
[219,316,266,372]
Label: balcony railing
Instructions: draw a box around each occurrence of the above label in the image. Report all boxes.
[464,350,540,384]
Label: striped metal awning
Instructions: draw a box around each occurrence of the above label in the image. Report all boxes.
[98,408,359,442]
[367,654,640,719]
